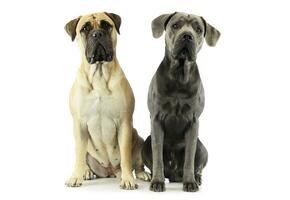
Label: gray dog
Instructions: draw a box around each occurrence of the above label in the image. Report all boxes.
[142,12,220,192]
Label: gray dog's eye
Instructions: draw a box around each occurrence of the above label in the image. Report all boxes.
[172,23,179,30]
[195,26,202,34]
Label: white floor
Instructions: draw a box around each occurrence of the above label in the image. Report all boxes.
[62,178,210,199]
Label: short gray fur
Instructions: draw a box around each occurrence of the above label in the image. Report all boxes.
[142,12,220,192]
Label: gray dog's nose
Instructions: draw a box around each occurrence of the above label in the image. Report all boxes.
[183,33,193,41]
[92,31,103,38]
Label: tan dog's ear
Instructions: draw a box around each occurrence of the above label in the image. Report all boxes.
[65,16,81,41]
[151,12,177,38]
[201,17,220,46]
[105,12,121,34]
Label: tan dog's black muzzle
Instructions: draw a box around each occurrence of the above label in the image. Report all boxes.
[86,29,114,64]
[92,30,104,38]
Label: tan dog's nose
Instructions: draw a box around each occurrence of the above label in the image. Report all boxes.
[92,30,104,38]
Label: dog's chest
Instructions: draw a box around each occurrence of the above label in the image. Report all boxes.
[82,89,122,166]
[157,83,204,121]
[83,90,121,120]
[161,97,193,139]
[161,96,193,116]
[78,88,125,142]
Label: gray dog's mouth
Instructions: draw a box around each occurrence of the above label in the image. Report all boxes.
[173,33,196,61]
[87,44,113,64]
[179,48,190,59]
[174,44,195,61]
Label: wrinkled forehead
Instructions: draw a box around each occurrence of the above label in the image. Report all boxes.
[77,13,113,30]
[168,12,203,27]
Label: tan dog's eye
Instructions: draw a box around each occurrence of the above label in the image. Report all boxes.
[100,20,112,31]
[80,22,92,33]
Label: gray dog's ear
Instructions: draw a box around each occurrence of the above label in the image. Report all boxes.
[65,16,81,41]
[151,12,176,38]
[201,17,220,46]
[105,12,121,34]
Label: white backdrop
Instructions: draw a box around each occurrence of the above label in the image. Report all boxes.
[0,0,289,199]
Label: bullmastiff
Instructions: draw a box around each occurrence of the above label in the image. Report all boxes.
[64,12,150,190]
[142,12,220,192]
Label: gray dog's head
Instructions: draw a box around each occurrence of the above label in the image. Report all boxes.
[152,12,220,61]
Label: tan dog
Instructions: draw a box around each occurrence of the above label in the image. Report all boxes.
[64,12,150,190]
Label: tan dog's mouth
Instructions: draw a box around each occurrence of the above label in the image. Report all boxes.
[87,44,113,64]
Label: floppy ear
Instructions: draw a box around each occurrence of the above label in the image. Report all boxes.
[151,12,176,38]
[105,12,121,34]
[65,16,81,41]
[201,17,220,46]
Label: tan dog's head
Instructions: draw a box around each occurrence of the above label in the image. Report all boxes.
[65,12,121,64]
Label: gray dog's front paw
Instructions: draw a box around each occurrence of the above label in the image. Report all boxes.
[183,182,199,192]
[150,181,165,192]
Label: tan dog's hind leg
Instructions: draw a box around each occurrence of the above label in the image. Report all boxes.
[118,119,137,190]
[65,119,95,187]
[132,129,151,181]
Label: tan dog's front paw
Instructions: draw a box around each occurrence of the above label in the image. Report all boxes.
[136,171,151,182]
[65,168,95,187]
[65,176,84,187]
[120,176,138,190]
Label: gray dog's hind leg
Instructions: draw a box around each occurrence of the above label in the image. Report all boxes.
[142,136,153,172]
[142,136,208,186]
[194,139,208,185]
